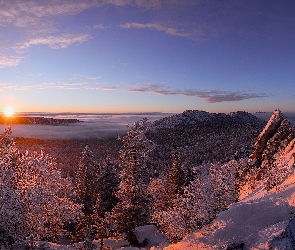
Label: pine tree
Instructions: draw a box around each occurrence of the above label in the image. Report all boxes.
[76,145,99,215]
[111,152,148,245]
[74,145,100,242]
[167,150,185,197]
[111,118,155,245]
[97,156,119,215]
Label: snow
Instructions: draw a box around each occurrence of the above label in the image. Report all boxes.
[5,109,295,250]
[134,225,170,249]
[164,142,295,250]
[24,225,169,250]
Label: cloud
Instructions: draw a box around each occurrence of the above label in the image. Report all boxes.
[126,83,268,103]
[0,55,22,68]
[93,24,109,29]
[182,90,268,103]
[101,0,132,6]
[4,80,117,92]
[27,73,42,77]
[0,1,100,28]
[120,22,163,30]
[82,75,101,80]
[15,33,91,52]
[119,22,207,41]
[0,78,268,103]
[0,81,17,91]
[87,86,118,91]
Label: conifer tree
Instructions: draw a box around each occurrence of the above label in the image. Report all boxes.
[149,150,186,233]
[111,152,148,245]
[167,150,185,197]
[97,156,119,215]
[76,145,99,215]
[111,118,155,245]
[75,145,100,242]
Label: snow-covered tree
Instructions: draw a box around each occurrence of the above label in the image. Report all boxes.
[74,150,121,247]
[76,145,99,216]
[74,145,100,242]
[97,156,119,216]
[152,169,214,242]
[167,150,185,196]
[152,160,242,242]
[111,152,150,245]
[17,151,82,241]
[149,150,186,217]
[263,152,290,191]
[209,160,240,210]
[0,127,82,246]
[112,118,155,245]
[148,177,172,213]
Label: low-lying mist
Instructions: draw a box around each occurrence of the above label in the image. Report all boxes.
[1,113,172,140]
[2,111,295,141]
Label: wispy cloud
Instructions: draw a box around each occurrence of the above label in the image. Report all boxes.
[27,73,43,77]
[82,75,101,80]
[0,81,17,90]
[0,78,268,103]
[119,22,207,41]
[0,55,22,68]
[101,0,131,7]
[126,83,268,103]
[86,86,118,91]
[102,0,163,9]
[15,33,91,52]
[5,80,117,92]
[0,1,100,28]
[93,24,109,29]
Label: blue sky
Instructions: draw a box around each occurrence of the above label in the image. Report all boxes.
[0,0,294,113]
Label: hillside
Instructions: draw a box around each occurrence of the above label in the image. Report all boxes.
[165,109,295,250]
[146,110,266,176]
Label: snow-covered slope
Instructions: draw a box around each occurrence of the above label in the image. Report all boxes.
[164,110,295,250]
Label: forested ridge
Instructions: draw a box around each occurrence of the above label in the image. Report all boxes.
[2,110,290,250]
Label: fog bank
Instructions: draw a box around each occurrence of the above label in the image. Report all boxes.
[2,112,295,140]
[1,113,173,140]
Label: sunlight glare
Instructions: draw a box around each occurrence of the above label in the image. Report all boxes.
[4,106,15,117]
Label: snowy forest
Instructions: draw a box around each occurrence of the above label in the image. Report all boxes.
[1,109,295,250]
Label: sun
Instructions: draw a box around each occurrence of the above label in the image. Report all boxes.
[4,106,15,117]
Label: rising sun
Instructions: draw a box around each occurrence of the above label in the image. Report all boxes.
[4,106,15,117]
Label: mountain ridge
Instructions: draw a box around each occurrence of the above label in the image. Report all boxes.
[164,109,295,250]
[151,110,265,130]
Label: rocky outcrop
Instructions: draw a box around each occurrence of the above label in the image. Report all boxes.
[249,109,295,168]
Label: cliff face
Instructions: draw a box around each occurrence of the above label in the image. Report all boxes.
[249,109,295,169]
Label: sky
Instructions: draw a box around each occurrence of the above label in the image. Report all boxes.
[0,0,294,114]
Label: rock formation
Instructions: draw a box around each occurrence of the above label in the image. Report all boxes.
[249,109,295,168]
